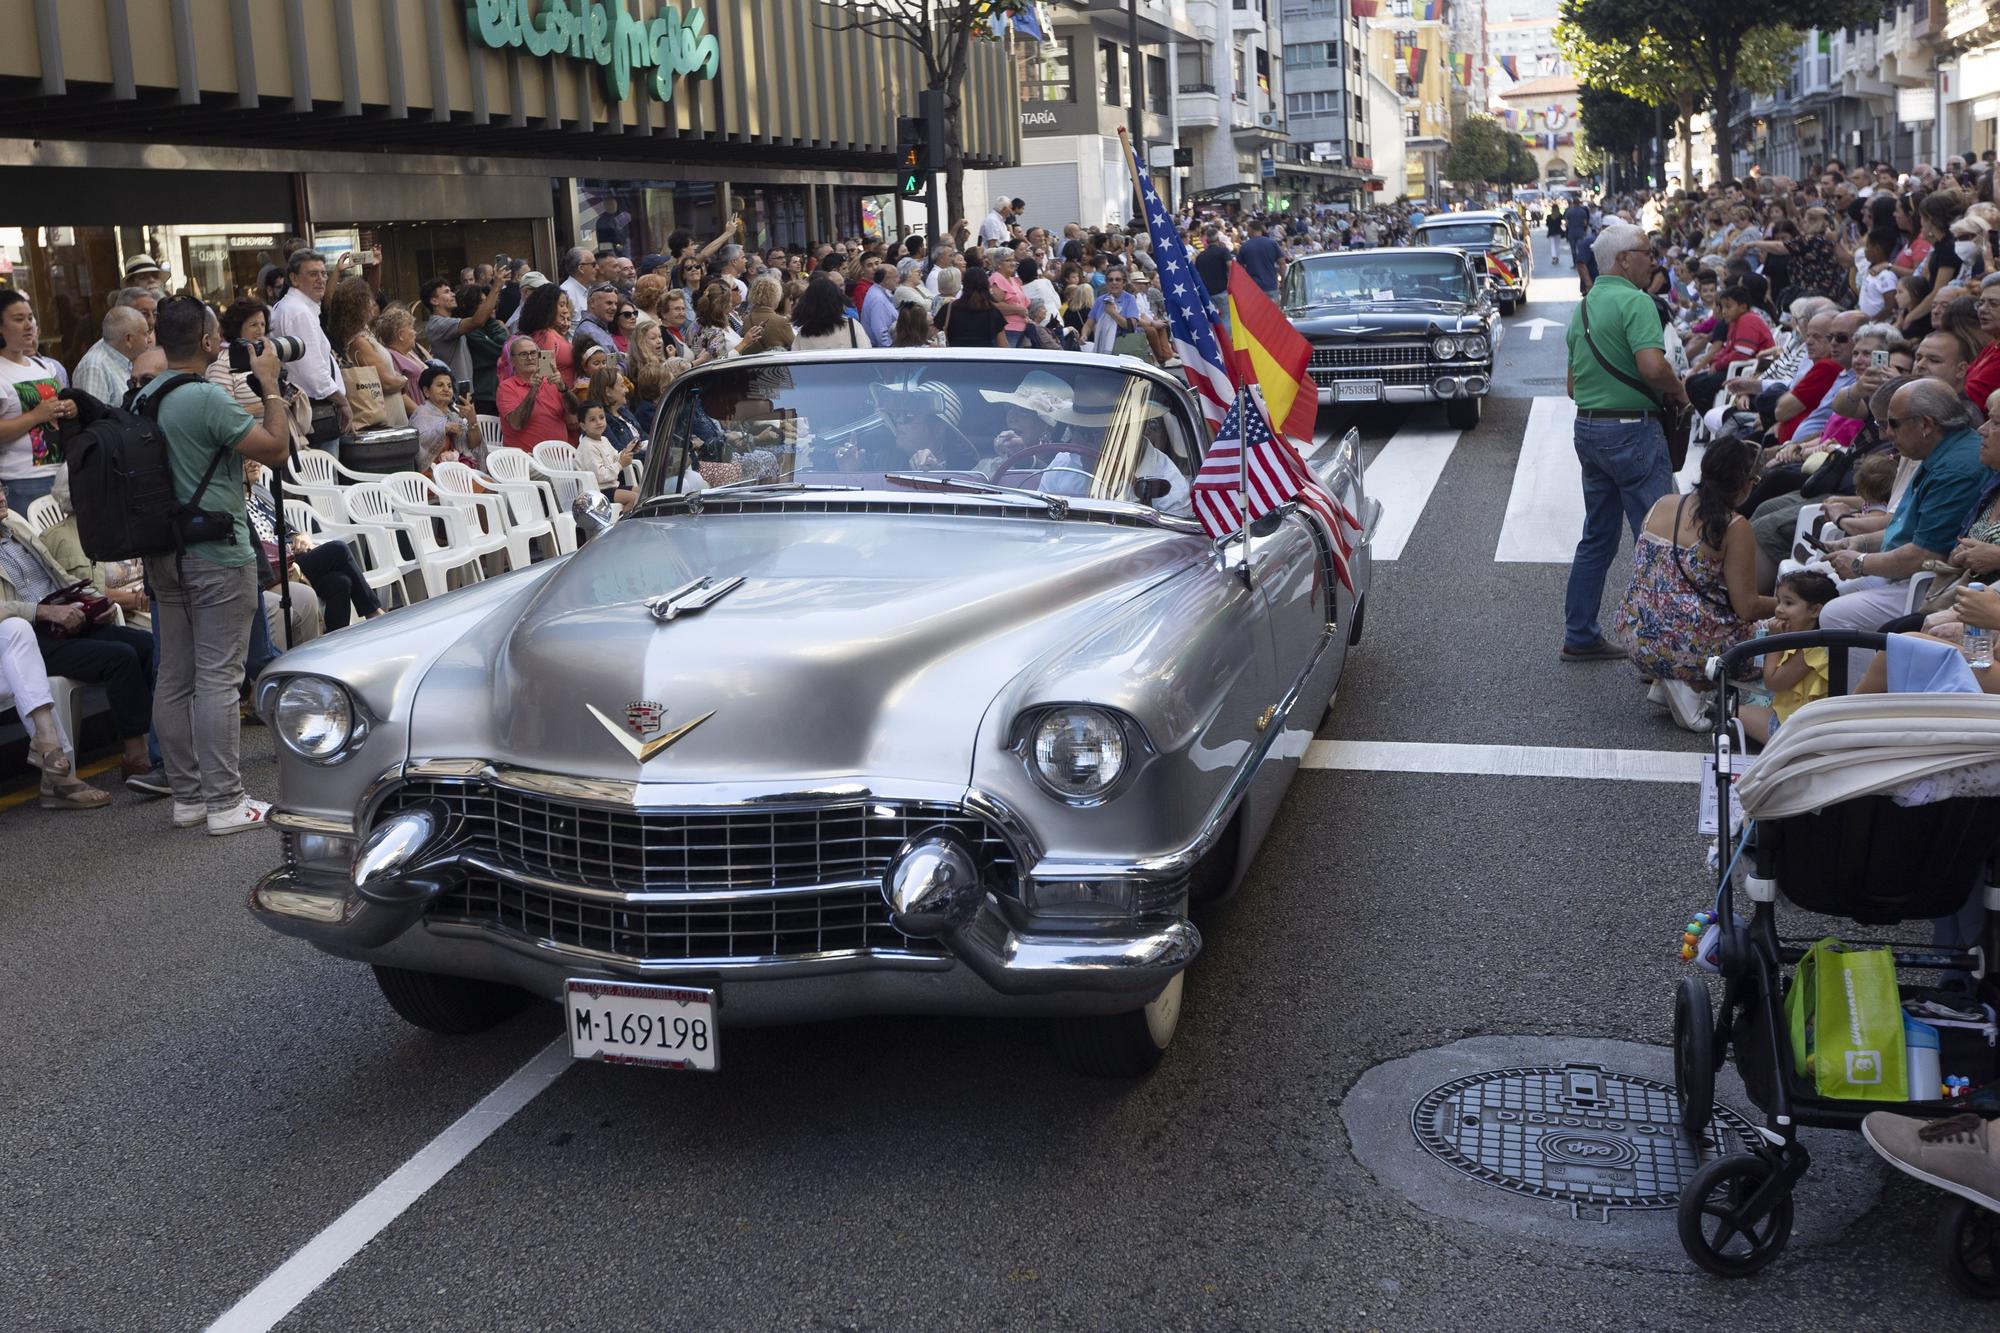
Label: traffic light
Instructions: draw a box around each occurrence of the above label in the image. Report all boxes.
[895,115,928,201]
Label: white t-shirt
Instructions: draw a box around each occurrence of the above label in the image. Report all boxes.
[0,354,70,481]
[1021,277,1063,321]
[1857,266,1899,318]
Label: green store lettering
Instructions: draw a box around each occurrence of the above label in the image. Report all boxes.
[465,0,722,103]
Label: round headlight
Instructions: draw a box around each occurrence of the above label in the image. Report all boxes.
[1030,708,1128,800]
[1460,334,1490,359]
[275,677,354,761]
[1431,335,1459,359]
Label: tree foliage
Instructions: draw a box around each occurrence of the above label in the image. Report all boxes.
[817,1,1043,231]
[1557,0,1878,175]
[1444,115,1512,185]
[1503,134,1540,187]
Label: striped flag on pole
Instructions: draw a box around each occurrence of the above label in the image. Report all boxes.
[1122,131,1234,430]
[1195,388,1357,591]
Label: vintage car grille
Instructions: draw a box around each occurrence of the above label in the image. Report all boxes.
[432,873,918,962]
[1309,342,1429,369]
[377,779,1018,895]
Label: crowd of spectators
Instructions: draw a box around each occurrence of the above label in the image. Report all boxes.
[1568,156,2000,734]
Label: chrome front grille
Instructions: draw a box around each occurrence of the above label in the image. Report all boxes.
[1309,342,1429,368]
[1309,364,1432,387]
[378,779,1018,895]
[431,874,921,963]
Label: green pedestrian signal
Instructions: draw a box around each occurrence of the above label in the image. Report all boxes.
[896,140,927,201]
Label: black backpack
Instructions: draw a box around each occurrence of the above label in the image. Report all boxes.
[60,374,235,562]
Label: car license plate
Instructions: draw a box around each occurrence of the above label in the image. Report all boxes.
[565,979,718,1071]
[1336,380,1381,402]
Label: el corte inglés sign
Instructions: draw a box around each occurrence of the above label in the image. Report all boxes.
[464,0,721,103]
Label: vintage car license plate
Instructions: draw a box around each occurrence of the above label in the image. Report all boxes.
[565,979,718,1071]
[1335,380,1381,402]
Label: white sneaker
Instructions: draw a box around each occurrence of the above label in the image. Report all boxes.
[1646,681,1667,707]
[1660,679,1709,732]
[207,797,272,836]
[172,801,207,829]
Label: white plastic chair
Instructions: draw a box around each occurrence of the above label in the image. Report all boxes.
[379,473,504,598]
[530,440,599,513]
[290,447,388,489]
[476,415,505,456]
[486,448,577,554]
[25,495,66,535]
[283,498,412,612]
[343,482,433,602]
[431,461,539,571]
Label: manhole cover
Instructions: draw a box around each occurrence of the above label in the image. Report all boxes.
[1411,1062,1761,1211]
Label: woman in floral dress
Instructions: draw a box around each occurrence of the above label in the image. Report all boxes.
[1614,437,1776,727]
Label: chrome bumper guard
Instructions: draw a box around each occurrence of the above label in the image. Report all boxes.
[251,807,1199,999]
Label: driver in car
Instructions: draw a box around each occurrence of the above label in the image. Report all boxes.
[979,370,1074,478]
[1041,379,1192,516]
[837,380,982,472]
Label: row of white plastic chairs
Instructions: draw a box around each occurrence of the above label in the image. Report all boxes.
[284,438,635,604]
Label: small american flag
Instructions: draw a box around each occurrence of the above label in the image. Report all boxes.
[1191,386,1357,592]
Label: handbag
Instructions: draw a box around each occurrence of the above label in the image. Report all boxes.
[340,352,391,431]
[36,580,115,639]
[1786,937,1908,1100]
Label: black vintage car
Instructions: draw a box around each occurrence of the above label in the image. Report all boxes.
[1411,210,1533,314]
[1281,247,1500,430]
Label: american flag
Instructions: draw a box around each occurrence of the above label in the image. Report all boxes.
[1190,387,1357,592]
[1125,138,1234,430]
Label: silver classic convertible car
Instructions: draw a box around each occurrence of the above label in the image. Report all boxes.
[249,351,1376,1075]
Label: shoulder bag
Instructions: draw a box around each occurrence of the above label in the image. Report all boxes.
[1579,290,1691,468]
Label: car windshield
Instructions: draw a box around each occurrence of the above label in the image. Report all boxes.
[646,357,1204,520]
[1418,222,1509,248]
[1290,253,1471,306]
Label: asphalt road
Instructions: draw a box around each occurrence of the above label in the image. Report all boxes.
[3,258,1991,1331]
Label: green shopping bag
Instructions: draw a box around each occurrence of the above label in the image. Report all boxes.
[1786,937,1908,1100]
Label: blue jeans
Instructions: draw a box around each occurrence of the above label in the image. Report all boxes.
[1564,414,1674,649]
[2,474,55,511]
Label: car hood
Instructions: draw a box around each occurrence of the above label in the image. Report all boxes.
[407,506,1207,792]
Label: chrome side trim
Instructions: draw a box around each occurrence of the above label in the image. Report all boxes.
[270,809,356,835]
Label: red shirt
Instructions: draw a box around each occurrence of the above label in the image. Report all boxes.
[1722,309,1775,362]
[496,374,571,453]
[1777,358,1840,442]
[1967,342,2000,414]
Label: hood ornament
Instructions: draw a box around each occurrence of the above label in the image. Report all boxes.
[587,702,714,764]
[647,574,744,623]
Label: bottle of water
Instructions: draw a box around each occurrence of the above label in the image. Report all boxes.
[1967,583,1993,669]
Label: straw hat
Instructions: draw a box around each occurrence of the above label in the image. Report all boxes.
[979,369,1074,419]
[1047,375,1170,428]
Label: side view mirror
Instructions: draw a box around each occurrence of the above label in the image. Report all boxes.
[572,491,616,543]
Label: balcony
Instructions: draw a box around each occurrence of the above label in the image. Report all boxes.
[1943,0,2000,50]
[1179,85,1222,127]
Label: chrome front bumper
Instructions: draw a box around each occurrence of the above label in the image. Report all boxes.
[250,807,1200,1022]
[1315,369,1492,406]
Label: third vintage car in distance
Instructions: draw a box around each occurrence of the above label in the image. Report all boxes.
[1282,246,1499,430]
[1411,209,1533,314]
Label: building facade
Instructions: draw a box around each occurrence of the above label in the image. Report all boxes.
[1178,0,1294,210]
[0,0,1018,364]
[1497,74,1580,185]
[1367,4,1453,200]
[1278,0,1375,206]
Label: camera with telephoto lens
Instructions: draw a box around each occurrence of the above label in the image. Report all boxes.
[229,334,306,373]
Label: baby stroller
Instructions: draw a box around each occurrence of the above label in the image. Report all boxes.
[1673,630,2000,1291]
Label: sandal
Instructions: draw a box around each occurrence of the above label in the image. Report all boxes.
[41,775,112,810]
[27,741,73,779]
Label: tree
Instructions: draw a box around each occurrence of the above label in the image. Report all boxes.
[1578,85,1659,190]
[1444,115,1511,187]
[1557,0,1877,179]
[817,1,1043,233]
[1502,134,1540,190]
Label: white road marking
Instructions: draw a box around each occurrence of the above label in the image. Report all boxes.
[205,1037,572,1333]
[1494,395,1584,562]
[1303,738,1701,784]
[1519,316,1564,341]
[1363,422,1460,561]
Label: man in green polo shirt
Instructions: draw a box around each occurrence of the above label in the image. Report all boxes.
[1562,221,1691,661]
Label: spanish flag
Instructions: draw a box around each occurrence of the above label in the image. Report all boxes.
[1488,253,1517,285]
[1226,265,1317,449]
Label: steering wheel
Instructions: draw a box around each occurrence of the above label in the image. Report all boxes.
[1404,283,1453,301]
[995,441,1101,485]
